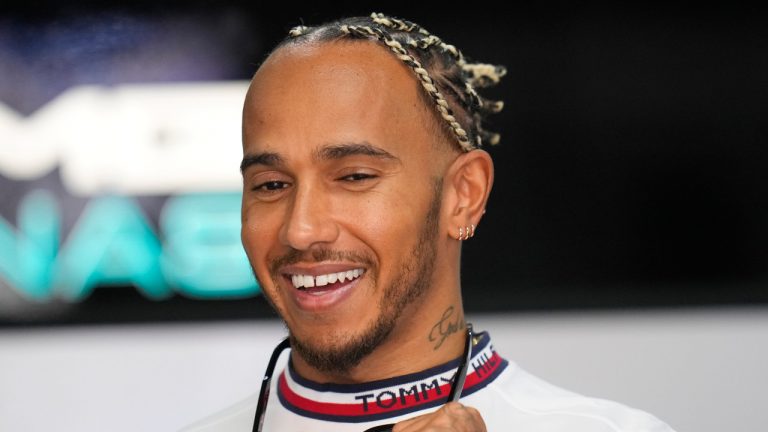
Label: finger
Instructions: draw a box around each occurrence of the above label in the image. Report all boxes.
[461,405,487,432]
[393,403,486,432]
[392,413,431,432]
[438,403,484,431]
[392,404,458,432]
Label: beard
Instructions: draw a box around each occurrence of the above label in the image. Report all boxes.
[265,179,443,375]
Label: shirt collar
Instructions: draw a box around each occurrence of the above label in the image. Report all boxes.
[277,331,508,423]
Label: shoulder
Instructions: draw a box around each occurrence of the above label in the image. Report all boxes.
[178,393,257,432]
[473,361,675,432]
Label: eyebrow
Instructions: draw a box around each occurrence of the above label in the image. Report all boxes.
[315,142,400,162]
[240,152,284,174]
[241,142,400,175]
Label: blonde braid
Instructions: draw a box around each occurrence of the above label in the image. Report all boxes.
[438,41,466,66]
[463,82,482,109]
[340,24,474,151]
[288,25,309,37]
[370,12,430,35]
[463,63,508,88]
[407,35,442,50]
[371,12,465,64]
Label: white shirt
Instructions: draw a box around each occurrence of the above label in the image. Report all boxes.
[180,331,675,431]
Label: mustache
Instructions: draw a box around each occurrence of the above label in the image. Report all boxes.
[269,247,376,274]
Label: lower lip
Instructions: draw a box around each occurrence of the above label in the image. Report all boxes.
[287,275,363,312]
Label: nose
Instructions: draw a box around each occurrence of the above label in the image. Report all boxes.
[279,182,339,251]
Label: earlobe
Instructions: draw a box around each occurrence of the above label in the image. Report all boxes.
[454,224,476,241]
[445,150,494,240]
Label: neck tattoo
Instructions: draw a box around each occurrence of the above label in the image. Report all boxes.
[428,305,464,350]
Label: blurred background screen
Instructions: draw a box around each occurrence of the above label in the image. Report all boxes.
[1,2,766,325]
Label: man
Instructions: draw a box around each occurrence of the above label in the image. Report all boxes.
[183,13,674,431]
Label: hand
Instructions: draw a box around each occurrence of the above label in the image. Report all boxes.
[393,402,487,432]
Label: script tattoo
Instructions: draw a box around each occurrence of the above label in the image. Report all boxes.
[428,306,463,350]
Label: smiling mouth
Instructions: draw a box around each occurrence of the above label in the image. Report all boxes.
[288,268,366,292]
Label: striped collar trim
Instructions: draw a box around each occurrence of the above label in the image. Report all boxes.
[277,331,508,423]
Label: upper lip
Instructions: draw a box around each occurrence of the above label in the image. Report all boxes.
[280,263,367,276]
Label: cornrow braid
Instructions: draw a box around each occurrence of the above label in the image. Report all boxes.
[464,63,507,88]
[288,25,309,37]
[275,12,506,151]
[370,12,430,35]
[371,12,466,67]
[407,35,442,50]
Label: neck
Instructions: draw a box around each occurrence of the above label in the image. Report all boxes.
[291,276,466,384]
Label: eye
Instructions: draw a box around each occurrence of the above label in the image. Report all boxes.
[338,173,378,182]
[252,180,290,192]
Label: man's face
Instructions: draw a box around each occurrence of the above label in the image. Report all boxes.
[241,41,454,373]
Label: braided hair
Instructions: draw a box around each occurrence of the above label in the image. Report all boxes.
[273,13,506,152]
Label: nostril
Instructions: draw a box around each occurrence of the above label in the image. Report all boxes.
[279,187,340,250]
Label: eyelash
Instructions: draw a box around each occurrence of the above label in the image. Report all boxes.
[252,181,290,192]
[339,173,377,182]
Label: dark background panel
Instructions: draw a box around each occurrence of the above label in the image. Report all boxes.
[1,2,766,325]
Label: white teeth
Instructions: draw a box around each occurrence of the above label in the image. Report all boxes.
[289,269,365,289]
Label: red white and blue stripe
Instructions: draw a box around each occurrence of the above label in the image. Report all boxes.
[277,332,508,423]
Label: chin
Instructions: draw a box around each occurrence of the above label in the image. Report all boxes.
[288,312,395,375]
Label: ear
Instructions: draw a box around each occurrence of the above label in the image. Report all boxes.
[443,149,494,240]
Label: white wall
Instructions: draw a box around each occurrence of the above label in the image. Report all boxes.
[1,306,765,432]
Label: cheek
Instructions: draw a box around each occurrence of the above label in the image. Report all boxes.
[337,188,427,258]
[241,204,281,274]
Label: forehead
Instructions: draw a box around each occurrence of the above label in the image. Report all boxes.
[242,41,437,158]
